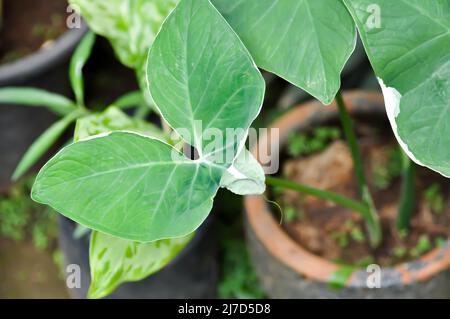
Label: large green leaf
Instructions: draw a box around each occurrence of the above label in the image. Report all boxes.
[32,132,222,242]
[32,0,265,243]
[147,0,265,166]
[74,107,164,142]
[69,0,178,69]
[88,230,193,299]
[212,0,356,104]
[0,87,76,116]
[344,0,450,177]
[72,106,191,298]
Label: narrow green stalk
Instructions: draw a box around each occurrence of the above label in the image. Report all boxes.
[335,92,365,194]
[134,104,151,119]
[266,176,370,218]
[396,150,416,232]
[335,92,381,247]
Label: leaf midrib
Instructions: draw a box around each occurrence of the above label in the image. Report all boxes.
[37,160,198,191]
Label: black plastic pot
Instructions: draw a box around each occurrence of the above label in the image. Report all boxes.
[0,24,88,191]
[58,215,219,299]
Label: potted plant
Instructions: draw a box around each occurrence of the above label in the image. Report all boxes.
[0,23,220,297]
[4,0,449,299]
[245,91,450,298]
[213,0,449,297]
[0,0,87,190]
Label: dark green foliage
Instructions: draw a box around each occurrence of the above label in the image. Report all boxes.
[0,177,57,250]
[287,126,340,157]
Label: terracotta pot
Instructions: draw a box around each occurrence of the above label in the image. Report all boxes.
[245,91,450,298]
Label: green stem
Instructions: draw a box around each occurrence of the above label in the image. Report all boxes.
[135,104,151,119]
[335,92,365,194]
[335,92,381,247]
[266,176,370,218]
[396,150,416,232]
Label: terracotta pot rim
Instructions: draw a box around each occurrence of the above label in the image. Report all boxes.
[245,90,450,288]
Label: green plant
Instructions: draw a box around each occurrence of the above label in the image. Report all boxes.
[393,245,407,259]
[0,29,191,298]
[1,0,448,298]
[424,183,445,215]
[32,14,65,42]
[287,127,340,157]
[410,235,433,258]
[218,216,265,299]
[372,147,403,190]
[0,176,57,250]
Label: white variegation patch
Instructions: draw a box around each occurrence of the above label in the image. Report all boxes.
[221,149,266,195]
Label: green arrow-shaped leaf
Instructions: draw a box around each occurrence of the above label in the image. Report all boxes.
[344,0,450,177]
[32,132,222,242]
[147,0,265,166]
[32,0,266,243]
[212,0,357,104]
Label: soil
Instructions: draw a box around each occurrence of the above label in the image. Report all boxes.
[0,238,69,298]
[0,178,69,298]
[275,124,450,267]
[0,0,68,64]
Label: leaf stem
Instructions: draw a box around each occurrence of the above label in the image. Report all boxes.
[335,92,365,194]
[265,176,370,217]
[335,91,381,247]
[396,150,416,231]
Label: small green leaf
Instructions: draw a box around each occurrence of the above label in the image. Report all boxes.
[0,87,76,116]
[147,0,265,167]
[69,31,96,106]
[213,0,357,104]
[32,132,223,242]
[12,111,80,181]
[220,149,265,195]
[74,106,164,142]
[328,266,355,289]
[88,230,193,299]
